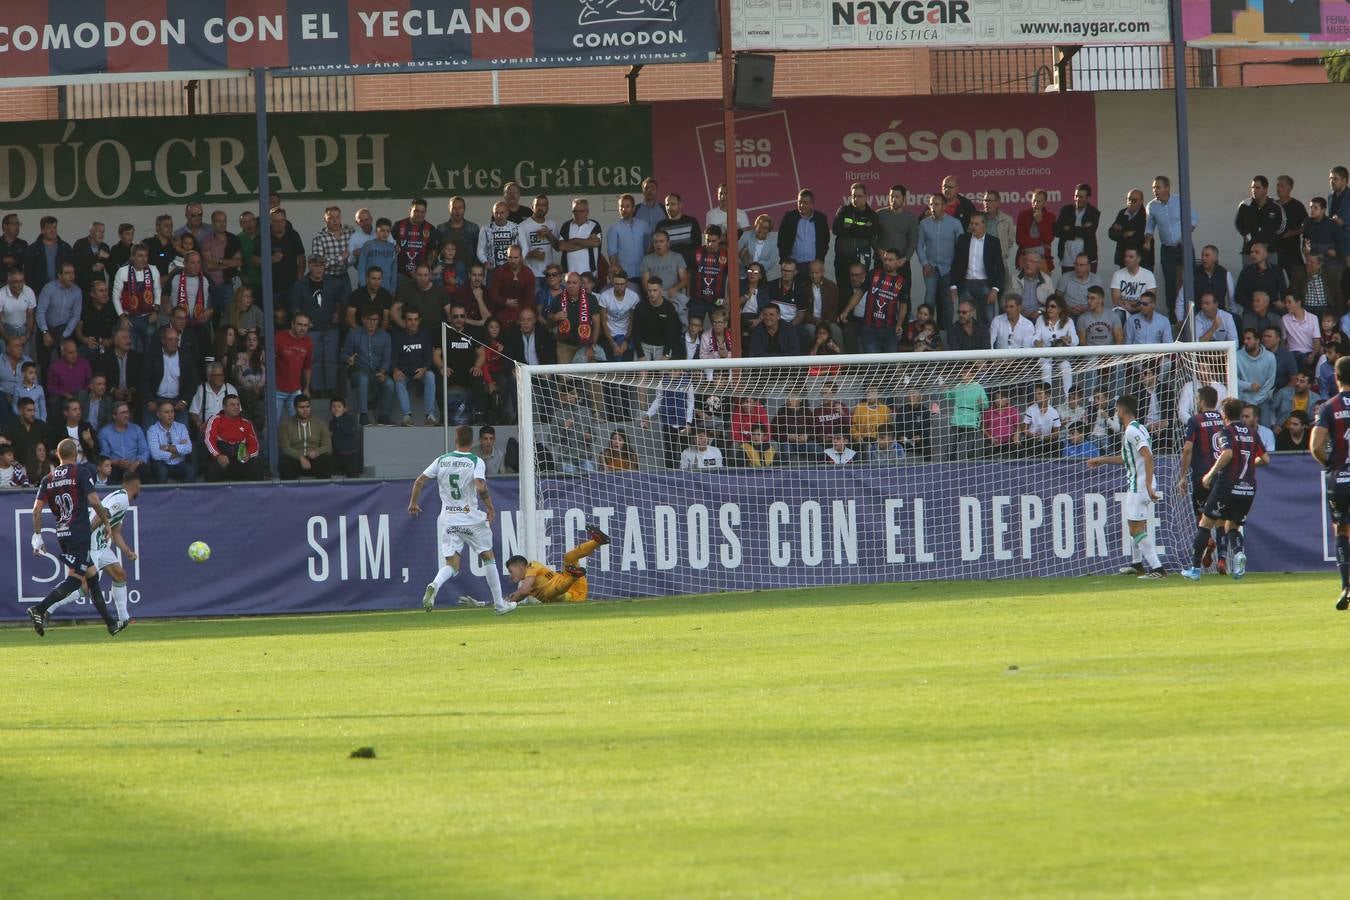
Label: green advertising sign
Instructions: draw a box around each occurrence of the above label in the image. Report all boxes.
[0,105,653,207]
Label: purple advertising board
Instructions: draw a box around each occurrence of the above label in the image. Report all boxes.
[0,455,1335,623]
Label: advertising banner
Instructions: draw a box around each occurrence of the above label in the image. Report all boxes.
[0,105,652,207]
[649,94,1098,223]
[0,1,718,80]
[731,0,1170,50]
[1184,0,1350,48]
[0,455,1331,623]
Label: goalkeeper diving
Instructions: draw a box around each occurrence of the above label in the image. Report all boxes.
[506,524,610,604]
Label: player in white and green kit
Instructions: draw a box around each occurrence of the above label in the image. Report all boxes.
[46,470,141,628]
[1087,394,1167,579]
[407,425,516,616]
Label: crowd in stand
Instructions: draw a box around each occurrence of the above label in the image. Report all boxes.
[1,166,1347,487]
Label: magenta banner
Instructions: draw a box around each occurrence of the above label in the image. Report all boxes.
[650,94,1099,224]
[1184,0,1350,47]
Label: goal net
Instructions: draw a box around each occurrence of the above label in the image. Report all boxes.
[516,343,1236,599]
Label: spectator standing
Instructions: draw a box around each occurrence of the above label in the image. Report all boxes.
[938,176,978,230]
[110,244,158,356]
[832,182,880,290]
[0,268,36,345]
[478,201,523,271]
[980,191,1018,290]
[1012,251,1055,319]
[946,366,988,458]
[167,251,214,353]
[434,196,480,267]
[1327,167,1350,263]
[311,205,354,292]
[876,184,919,270]
[146,399,195,483]
[105,223,136,277]
[22,215,73,296]
[689,227,729,325]
[393,198,434,278]
[1055,183,1101,273]
[279,394,333,479]
[144,214,177,280]
[640,232,689,321]
[839,249,909,354]
[1235,175,1288,264]
[916,195,963,330]
[519,195,560,279]
[488,245,536,329]
[288,255,343,397]
[36,262,81,363]
[1144,175,1196,319]
[430,240,466,302]
[70,222,111,290]
[274,312,313,422]
[777,189,830,274]
[268,209,306,308]
[201,210,242,313]
[950,212,1004,324]
[1107,189,1150,269]
[346,208,374,273]
[356,218,399,294]
[1016,189,1057,269]
[342,309,395,426]
[0,213,27,278]
[738,214,780,282]
[635,177,666,232]
[204,395,261,481]
[1274,175,1307,282]
[606,193,650,281]
[705,182,750,237]
[96,401,148,484]
[655,194,700,271]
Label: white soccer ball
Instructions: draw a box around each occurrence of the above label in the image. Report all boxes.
[188,541,212,563]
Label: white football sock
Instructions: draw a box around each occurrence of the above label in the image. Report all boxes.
[46,587,84,615]
[484,561,505,609]
[111,581,130,622]
[430,564,457,596]
[1138,534,1162,571]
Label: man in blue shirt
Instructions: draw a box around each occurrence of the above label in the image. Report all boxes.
[606,193,650,281]
[97,401,149,484]
[342,309,394,426]
[776,189,830,278]
[1144,175,1197,322]
[1125,291,1173,345]
[917,195,964,331]
[36,261,82,366]
[146,398,195,482]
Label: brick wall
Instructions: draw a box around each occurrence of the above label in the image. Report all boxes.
[0,87,59,120]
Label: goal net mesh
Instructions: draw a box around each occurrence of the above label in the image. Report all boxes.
[519,345,1233,599]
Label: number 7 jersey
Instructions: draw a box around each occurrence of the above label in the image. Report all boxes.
[422,451,486,526]
[1214,422,1265,496]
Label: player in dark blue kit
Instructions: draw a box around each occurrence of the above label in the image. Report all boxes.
[1182,397,1268,582]
[27,438,121,637]
[1176,386,1228,573]
[1311,355,1350,609]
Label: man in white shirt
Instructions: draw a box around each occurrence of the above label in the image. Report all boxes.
[704,183,749,237]
[1021,382,1063,451]
[597,270,642,360]
[679,429,723,470]
[188,362,240,433]
[1109,248,1157,321]
[517,195,559,278]
[558,198,603,278]
[990,294,1037,349]
[0,268,36,345]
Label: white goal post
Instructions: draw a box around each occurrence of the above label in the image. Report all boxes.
[515,342,1237,598]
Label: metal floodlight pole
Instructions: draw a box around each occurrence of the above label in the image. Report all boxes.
[720,0,743,357]
[1169,0,1198,338]
[255,67,280,481]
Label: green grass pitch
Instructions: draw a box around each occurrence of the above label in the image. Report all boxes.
[3,573,1348,899]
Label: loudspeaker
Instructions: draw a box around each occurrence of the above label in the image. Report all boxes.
[733,54,775,110]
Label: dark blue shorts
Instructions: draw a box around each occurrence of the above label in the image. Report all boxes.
[57,536,92,574]
[1203,490,1253,526]
[1190,483,1211,519]
[1327,473,1350,527]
